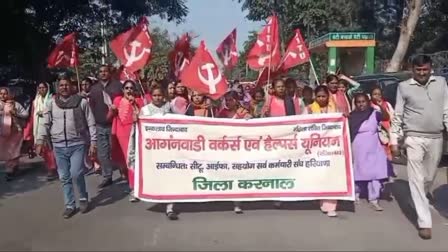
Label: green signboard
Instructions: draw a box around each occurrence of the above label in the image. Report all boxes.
[329,32,375,41]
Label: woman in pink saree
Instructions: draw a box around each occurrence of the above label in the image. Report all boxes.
[23,82,57,181]
[0,87,29,181]
[262,78,303,117]
[112,80,144,202]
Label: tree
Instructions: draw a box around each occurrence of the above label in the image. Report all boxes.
[409,0,448,54]
[235,30,259,80]
[238,0,372,76]
[386,0,423,72]
[142,27,174,81]
[0,0,188,81]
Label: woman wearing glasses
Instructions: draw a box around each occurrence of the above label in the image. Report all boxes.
[112,80,144,202]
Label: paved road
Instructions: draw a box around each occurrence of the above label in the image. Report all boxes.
[1,157,448,251]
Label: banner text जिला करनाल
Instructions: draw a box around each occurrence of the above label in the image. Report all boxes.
[134,114,354,203]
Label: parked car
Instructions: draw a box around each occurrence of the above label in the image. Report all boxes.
[352,71,412,108]
[353,72,448,164]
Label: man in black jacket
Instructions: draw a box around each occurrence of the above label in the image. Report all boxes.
[89,65,123,188]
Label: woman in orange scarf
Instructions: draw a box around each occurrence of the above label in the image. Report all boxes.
[326,74,360,114]
[185,91,214,117]
[307,85,339,217]
[112,80,144,202]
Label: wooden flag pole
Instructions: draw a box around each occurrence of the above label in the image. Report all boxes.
[136,77,148,105]
[75,65,81,93]
[309,60,320,88]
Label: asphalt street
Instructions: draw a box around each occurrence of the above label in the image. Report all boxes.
[1,156,448,251]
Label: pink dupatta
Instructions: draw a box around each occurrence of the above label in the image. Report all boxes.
[263,95,300,117]
[0,101,13,137]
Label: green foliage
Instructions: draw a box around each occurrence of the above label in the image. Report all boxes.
[0,0,188,81]
[235,30,259,80]
[142,27,173,81]
[237,0,367,78]
[409,0,448,54]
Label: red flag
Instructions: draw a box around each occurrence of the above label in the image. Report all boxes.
[180,41,228,100]
[168,33,192,79]
[47,32,79,68]
[216,28,238,70]
[278,29,310,71]
[110,17,152,73]
[246,15,281,71]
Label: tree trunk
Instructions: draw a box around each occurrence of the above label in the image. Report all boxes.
[386,0,423,72]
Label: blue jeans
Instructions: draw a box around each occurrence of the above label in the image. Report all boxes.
[96,125,113,179]
[54,144,88,209]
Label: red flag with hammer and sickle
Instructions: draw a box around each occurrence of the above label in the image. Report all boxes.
[47,32,79,68]
[110,17,152,73]
[180,41,228,100]
[246,15,281,71]
[278,29,310,71]
[216,28,238,70]
[168,33,192,79]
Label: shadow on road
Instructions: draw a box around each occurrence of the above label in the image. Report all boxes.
[90,179,128,209]
[433,184,448,218]
[0,163,50,203]
[388,179,448,228]
[147,200,355,214]
[388,179,418,228]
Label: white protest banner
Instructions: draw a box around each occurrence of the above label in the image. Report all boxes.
[134,113,354,203]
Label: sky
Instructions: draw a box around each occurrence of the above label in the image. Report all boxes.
[150,0,263,53]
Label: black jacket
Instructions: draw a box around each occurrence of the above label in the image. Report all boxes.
[89,79,123,126]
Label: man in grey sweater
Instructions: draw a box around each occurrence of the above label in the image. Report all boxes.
[391,55,448,240]
[36,77,97,219]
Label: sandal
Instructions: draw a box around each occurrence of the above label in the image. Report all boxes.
[166,211,179,221]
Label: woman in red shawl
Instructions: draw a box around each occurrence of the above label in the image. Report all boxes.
[370,86,396,179]
[112,80,144,202]
[218,91,251,119]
